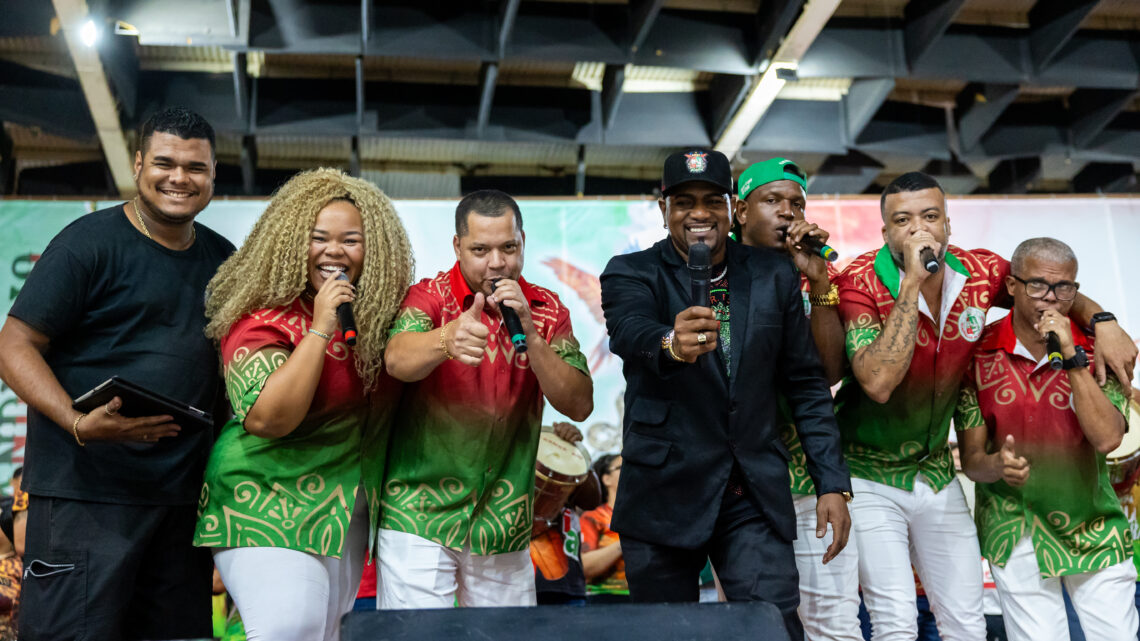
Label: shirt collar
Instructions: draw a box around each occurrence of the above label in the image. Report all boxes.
[446,261,542,311]
[980,312,1091,357]
[873,244,970,300]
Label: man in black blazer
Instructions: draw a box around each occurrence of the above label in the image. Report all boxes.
[599,148,852,638]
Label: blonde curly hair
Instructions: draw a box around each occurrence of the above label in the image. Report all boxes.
[205,168,414,389]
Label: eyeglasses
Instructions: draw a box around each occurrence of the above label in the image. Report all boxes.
[1011,274,1079,301]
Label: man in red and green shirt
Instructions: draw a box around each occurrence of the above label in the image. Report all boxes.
[736,157,859,641]
[379,189,593,608]
[835,172,1137,640]
[956,237,1136,641]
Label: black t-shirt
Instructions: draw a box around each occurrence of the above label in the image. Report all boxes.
[9,205,235,505]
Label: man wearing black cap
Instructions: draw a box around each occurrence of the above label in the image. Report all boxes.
[599,148,852,637]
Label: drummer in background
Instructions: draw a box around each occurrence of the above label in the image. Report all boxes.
[955,237,1136,641]
[582,454,629,603]
[380,189,594,608]
[531,422,603,606]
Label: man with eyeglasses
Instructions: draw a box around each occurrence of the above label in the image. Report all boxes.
[834,172,1137,640]
[600,148,851,639]
[955,237,1135,640]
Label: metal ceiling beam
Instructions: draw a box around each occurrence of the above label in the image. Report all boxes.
[1072,162,1137,194]
[240,134,257,195]
[920,157,979,195]
[714,0,841,157]
[956,83,1019,151]
[629,0,667,55]
[476,62,499,137]
[498,0,521,58]
[0,126,14,195]
[800,26,1138,90]
[987,157,1042,194]
[903,0,968,70]
[575,144,586,196]
[360,0,371,50]
[233,52,250,129]
[52,0,135,195]
[843,77,895,145]
[601,64,626,130]
[0,61,95,139]
[708,74,755,145]
[355,56,364,133]
[753,0,805,68]
[1069,88,1139,149]
[1028,0,1099,72]
[807,149,883,194]
[350,135,361,178]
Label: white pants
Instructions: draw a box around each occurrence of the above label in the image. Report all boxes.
[377,528,536,608]
[793,493,863,641]
[991,533,1138,641]
[213,487,369,641]
[851,476,985,641]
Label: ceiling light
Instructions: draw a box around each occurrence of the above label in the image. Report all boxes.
[80,19,99,47]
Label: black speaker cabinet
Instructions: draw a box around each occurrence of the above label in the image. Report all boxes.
[342,601,792,641]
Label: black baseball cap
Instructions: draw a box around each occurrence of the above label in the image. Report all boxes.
[661,148,733,196]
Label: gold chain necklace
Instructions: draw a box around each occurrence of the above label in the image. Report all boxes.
[132,197,195,247]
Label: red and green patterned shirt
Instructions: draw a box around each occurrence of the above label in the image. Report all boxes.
[835,245,1010,492]
[781,263,840,496]
[955,314,1132,577]
[382,263,589,555]
[194,298,398,557]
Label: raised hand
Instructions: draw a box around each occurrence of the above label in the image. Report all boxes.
[996,434,1030,487]
[447,292,491,367]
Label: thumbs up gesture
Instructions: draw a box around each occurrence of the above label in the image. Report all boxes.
[997,434,1030,487]
[447,292,491,367]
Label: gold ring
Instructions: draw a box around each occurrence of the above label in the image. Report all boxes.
[697,332,707,344]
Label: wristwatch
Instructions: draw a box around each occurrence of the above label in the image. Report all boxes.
[661,329,683,362]
[839,491,854,503]
[1090,311,1117,331]
[809,283,840,308]
[1062,345,1089,371]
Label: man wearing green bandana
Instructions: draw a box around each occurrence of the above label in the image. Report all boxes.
[834,171,1138,640]
[736,158,859,641]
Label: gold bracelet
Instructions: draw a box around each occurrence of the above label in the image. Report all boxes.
[308,328,331,341]
[72,413,87,447]
[809,283,840,307]
[439,320,455,360]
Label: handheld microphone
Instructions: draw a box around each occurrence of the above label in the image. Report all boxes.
[687,242,712,308]
[920,248,939,274]
[335,272,357,346]
[491,278,528,354]
[1046,331,1063,370]
[795,234,839,263]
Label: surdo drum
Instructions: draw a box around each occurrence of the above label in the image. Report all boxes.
[532,426,591,536]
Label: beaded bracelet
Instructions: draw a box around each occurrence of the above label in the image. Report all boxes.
[308,328,332,341]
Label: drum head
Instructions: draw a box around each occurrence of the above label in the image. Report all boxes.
[1108,400,1140,462]
[537,429,591,478]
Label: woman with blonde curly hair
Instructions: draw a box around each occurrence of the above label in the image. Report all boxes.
[192,168,413,641]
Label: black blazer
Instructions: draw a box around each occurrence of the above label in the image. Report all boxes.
[600,238,851,548]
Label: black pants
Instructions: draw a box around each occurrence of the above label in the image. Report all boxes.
[621,482,803,640]
[19,495,213,641]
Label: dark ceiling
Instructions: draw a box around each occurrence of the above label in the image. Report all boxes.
[1,0,1139,197]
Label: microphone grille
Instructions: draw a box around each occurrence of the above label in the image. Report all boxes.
[687,242,712,269]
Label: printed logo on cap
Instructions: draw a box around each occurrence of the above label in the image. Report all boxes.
[684,151,708,174]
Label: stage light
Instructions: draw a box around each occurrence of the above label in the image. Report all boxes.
[80,19,99,47]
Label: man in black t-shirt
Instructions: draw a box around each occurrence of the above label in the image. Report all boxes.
[0,107,235,641]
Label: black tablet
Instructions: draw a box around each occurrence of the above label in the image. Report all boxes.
[72,376,213,432]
